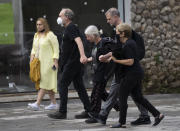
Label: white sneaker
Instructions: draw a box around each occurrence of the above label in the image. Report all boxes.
[28,103,32,106]
[28,102,40,111]
[28,102,35,106]
[45,103,58,110]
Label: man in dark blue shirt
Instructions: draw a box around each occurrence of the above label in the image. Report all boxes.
[96,7,150,126]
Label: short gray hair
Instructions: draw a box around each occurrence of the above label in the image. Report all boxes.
[84,25,100,37]
[62,8,74,20]
[105,7,120,17]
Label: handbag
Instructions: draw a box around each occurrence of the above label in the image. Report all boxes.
[29,58,40,90]
[29,38,41,90]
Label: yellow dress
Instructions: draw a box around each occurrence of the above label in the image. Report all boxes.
[31,31,59,93]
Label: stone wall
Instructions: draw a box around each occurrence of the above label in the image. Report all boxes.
[131,0,180,93]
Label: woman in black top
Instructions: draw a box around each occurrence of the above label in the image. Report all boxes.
[84,25,118,123]
[110,23,164,128]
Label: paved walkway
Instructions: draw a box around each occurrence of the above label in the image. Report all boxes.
[0,93,180,131]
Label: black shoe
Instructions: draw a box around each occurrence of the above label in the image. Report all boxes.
[47,111,67,119]
[153,114,164,126]
[131,116,151,125]
[85,118,97,124]
[75,111,90,119]
[110,123,126,128]
[88,112,98,118]
[95,114,107,125]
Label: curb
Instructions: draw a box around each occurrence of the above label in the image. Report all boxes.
[0,89,180,103]
[0,89,92,103]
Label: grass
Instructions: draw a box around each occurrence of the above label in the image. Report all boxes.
[0,3,15,44]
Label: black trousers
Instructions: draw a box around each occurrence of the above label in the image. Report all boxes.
[118,74,160,125]
[90,82,107,115]
[90,81,120,116]
[58,64,91,113]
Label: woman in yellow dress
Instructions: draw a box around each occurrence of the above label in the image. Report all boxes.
[28,18,59,110]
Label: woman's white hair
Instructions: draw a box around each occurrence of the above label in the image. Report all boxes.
[84,25,100,37]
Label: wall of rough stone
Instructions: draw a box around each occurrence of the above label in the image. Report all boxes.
[131,0,180,93]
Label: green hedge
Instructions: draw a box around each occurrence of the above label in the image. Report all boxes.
[0,3,15,44]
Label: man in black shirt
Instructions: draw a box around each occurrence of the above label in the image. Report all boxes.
[48,8,91,119]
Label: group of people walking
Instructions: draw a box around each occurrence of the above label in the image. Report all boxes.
[28,7,164,128]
